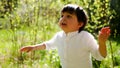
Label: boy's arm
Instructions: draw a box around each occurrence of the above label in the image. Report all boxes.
[20,43,46,52]
[20,32,59,52]
[33,44,46,50]
[98,39,107,58]
[98,27,110,57]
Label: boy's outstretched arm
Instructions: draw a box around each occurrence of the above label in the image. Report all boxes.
[98,27,110,57]
[20,44,46,52]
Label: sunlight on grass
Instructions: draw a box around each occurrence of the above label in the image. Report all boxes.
[0,0,120,68]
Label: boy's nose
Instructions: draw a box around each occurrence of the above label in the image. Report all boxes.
[61,16,66,22]
[59,18,65,24]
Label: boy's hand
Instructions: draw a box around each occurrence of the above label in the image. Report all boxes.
[98,27,110,42]
[20,46,35,52]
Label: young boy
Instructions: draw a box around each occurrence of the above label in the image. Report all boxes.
[20,4,110,68]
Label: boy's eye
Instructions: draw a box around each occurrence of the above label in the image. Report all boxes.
[60,14,72,18]
[61,15,63,18]
[67,15,72,18]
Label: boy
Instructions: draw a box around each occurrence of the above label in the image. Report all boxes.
[20,4,110,68]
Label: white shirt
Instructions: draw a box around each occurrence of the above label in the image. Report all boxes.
[44,31,104,68]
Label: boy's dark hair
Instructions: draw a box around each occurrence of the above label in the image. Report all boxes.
[61,4,88,33]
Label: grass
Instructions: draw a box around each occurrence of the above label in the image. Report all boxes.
[0,27,60,68]
[0,0,120,68]
[0,28,120,68]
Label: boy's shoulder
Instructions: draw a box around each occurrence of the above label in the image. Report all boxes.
[80,30,91,35]
[54,31,64,37]
[56,31,64,35]
[80,30,94,38]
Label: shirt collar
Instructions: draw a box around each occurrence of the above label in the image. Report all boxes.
[63,31,79,37]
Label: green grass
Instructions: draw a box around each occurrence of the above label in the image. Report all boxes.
[0,0,120,68]
[0,28,120,68]
[0,27,60,68]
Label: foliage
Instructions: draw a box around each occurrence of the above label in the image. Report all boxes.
[110,0,120,39]
[0,0,120,68]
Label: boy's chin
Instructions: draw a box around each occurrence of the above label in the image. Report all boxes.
[61,29,68,33]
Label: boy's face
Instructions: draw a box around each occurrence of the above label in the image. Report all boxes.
[59,12,83,34]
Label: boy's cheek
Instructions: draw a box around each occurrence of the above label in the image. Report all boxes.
[58,20,62,24]
[58,21,61,25]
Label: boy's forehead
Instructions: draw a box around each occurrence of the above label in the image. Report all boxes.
[61,12,76,15]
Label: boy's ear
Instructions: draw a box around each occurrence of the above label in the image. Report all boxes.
[78,22,83,28]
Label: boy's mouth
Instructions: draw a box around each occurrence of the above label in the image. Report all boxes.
[61,22,67,25]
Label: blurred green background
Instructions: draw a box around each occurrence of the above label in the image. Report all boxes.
[0,0,120,68]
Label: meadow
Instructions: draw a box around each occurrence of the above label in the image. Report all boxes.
[0,0,120,68]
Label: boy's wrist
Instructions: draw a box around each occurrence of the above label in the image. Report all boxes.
[31,46,36,51]
[98,38,106,44]
[99,41,106,45]
[33,44,46,50]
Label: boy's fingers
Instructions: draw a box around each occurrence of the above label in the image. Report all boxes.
[107,29,110,34]
[20,47,28,52]
[100,27,110,34]
[20,46,33,53]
